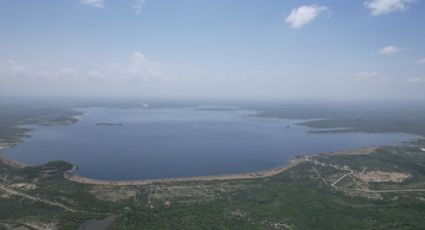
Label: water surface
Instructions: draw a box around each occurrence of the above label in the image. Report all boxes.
[1,107,415,180]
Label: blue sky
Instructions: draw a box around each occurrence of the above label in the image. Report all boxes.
[0,0,424,99]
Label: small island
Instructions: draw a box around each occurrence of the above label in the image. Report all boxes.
[95,122,124,127]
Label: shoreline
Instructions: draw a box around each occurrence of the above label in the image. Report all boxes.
[1,146,379,186]
[64,158,302,186]
[64,146,378,186]
[64,163,296,186]
[0,155,28,169]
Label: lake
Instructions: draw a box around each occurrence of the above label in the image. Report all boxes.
[0,106,416,180]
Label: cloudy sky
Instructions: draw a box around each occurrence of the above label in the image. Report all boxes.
[1,0,425,99]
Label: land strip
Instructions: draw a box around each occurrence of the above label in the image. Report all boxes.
[64,163,298,186]
[0,156,28,169]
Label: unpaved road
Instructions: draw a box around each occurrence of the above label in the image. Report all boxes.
[0,183,81,212]
[307,158,425,194]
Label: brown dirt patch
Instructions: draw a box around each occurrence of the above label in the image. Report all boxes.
[353,171,411,183]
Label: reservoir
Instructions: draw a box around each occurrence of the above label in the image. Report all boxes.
[0,107,416,180]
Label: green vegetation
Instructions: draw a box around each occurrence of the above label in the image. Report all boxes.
[1,141,425,229]
[0,103,81,147]
[254,102,425,136]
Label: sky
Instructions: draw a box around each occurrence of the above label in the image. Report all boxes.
[0,0,425,100]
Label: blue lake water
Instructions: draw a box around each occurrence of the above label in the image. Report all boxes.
[0,107,416,180]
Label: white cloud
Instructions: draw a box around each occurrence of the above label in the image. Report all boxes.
[285,5,329,29]
[364,0,415,16]
[354,72,378,81]
[132,0,146,15]
[81,0,105,8]
[87,69,105,79]
[354,72,389,83]
[57,67,80,79]
[0,59,28,76]
[356,71,378,78]
[102,52,161,81]
[406,77,425,83]
[379,45,400,55]
[0,60,84,81]
[0,52,171,96]
[126,51,161,78]
[418,58,425,64]
[0,52,162,82]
